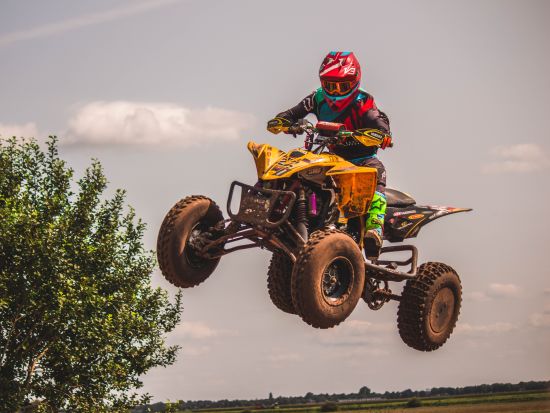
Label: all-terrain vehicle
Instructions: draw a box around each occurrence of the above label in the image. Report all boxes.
[157,121,471,351]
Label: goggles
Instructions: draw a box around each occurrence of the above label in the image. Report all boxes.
[321,80,356,96]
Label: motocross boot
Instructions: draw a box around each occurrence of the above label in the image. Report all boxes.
[364,191,387,260]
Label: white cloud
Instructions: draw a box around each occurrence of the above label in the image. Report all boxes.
[459,338,493,350]
[174,321,223,340]
[332,346,390,357]
[0,122,38,138]
[181,345,211,357]
[529,313,550,328]
[65,101,255,146]
[456,322,517,335]
[488,283,520,298]
[466,291,490,302]
[313,320,393,348]
[0,0,182,48]
[168,321,236,355]
[466,284,520,301]
[482,143,550,174]
[345,319,394,333]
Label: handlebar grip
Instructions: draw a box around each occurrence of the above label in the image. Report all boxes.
[381,136,393,149]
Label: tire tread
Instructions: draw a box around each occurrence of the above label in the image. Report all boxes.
[397,262,462,351]
[157,195,222,288]
[267,252,295,314]
[291,228,363,329]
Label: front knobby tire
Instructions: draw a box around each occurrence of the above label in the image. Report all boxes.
[267,252,296,315]
[397,262,462,351]
[157,195,224,288]
[291,228,365,329]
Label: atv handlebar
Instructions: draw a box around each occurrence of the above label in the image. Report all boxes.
[296,120,393,151]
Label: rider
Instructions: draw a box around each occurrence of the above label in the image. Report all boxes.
[266,51,391,259]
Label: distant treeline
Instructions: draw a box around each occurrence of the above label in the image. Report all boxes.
[133,380,550,412]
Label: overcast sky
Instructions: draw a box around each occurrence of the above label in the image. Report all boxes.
[1,0,549,403]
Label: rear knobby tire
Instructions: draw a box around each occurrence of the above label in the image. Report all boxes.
[157,195,224,288]
[397,262,462,351]
[291,228,365,329]
[267,252,296,315]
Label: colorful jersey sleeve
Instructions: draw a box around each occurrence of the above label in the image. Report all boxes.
[359,101,390,134]
[275,91,317,122]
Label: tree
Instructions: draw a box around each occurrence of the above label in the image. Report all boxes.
[0,137,182,412]
[164,401,179,413]
[401,389,414,398]
[358,386,371,397]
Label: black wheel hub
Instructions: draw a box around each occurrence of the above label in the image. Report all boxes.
[322,257,353,302]
[185,224,213,268]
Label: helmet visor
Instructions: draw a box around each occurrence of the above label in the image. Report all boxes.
[321,80,355,96]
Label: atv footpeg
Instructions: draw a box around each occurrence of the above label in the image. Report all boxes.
[227,181,296,228]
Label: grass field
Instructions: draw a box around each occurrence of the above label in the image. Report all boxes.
[336,391,550,412]
[188,390,550,413]
[343,399,550,412]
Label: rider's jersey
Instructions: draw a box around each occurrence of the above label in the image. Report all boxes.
[276,88,391,160]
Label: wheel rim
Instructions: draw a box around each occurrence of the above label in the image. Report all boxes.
[184,222,210,269]
[322,257,353,304]
[429,287,456,334]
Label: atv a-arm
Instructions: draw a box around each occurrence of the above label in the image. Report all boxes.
[197,223,298,261]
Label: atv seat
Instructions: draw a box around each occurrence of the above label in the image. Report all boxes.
[385,188,416,207]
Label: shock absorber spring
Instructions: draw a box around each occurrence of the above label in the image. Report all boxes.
[296,188,308,242]
[308,192,318,216]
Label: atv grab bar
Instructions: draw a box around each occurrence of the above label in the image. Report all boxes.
[366,244,418,282]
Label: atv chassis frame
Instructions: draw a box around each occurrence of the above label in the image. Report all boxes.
[194,181,418,306]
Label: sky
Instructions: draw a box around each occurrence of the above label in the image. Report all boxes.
[1,0,550,403]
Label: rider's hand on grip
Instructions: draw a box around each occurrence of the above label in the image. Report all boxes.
[337,130,353,144]
[267,117,291,134]
[380,135,392,149]
[351,129,393,149]
[287,119,308,137]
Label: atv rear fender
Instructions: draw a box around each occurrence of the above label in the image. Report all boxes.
[384,205,472,243]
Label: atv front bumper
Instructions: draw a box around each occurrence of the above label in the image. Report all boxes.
[226,181,296,228]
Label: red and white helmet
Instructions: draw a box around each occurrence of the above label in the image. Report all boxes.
[319,51,362,111]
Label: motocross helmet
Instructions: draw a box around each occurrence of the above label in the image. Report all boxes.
[319,51,361,112]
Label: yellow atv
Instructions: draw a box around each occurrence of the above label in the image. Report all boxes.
[157,121,471,351]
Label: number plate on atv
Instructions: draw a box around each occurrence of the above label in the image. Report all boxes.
[227,181,296,228]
